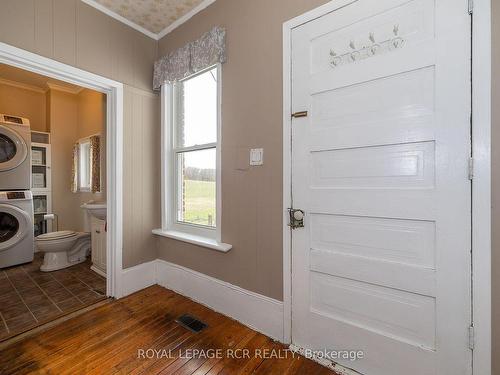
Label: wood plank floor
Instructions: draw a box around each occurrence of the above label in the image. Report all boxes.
[0,285,338,374]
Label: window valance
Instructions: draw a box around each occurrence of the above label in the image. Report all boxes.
[153,26,226,90]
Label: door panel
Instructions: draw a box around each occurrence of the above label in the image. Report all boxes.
[290,0,471,374]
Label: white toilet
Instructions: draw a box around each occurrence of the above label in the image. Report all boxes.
[36,230,91,272]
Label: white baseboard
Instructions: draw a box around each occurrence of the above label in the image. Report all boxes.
[121,260,156,297]
[155,259,284,342]
[90,265,107,278]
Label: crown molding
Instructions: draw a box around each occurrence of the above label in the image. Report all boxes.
[80,0,217,41]
[0,77,46,94]
[46,82,83,95]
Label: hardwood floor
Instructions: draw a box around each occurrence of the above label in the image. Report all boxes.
[0,285,338,374]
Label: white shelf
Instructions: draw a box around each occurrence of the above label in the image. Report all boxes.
[31,131,52,235]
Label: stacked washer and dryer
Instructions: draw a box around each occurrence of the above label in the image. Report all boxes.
[0,114,34,268]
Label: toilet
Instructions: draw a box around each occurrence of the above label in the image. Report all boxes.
[36,231,91,272]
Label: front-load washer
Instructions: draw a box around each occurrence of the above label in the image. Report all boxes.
[0,114,31,190]
[0,191,34,268]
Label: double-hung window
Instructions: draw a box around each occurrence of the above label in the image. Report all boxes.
[156,65,231,251]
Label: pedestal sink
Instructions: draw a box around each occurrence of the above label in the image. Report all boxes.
[81,202,107,221]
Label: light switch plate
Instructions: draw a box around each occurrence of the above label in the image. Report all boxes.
[249,148,264,166]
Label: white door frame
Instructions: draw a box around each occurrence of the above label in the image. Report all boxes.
[282,1,492,374]
[0,42,125,299]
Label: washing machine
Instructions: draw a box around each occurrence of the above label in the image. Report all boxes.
[0,191,34,268]
[0,114,31,191]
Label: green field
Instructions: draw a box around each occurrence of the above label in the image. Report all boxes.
[182,179,216,227]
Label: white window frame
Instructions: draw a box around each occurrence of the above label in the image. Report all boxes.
[154,64,232,252]
[78,138,92,192]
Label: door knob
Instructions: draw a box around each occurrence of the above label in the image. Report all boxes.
[293,210,304,221]
[288,208,305,229]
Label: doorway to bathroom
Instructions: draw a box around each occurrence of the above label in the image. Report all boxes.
[0,42,123,342]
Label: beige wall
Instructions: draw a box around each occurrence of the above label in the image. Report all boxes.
[156,0,328,300]
[123,87,160,268]
[48,90,80,232]
[75,89,107,231]
[492,1,500,373]
[0,84,47,132]
[48,88,105,233]
[0,0,159,267]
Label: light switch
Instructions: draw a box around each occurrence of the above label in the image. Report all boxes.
[249,148,264,166]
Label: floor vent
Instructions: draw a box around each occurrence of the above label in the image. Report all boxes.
[175,314,207,333]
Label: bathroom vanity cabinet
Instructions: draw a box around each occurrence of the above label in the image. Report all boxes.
[90,216,106,277]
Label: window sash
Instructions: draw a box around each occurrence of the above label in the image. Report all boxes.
[173,142,217,154]
[174,147,217,228]
[78,141,91,191]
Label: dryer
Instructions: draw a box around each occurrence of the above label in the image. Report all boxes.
[0,191,34,268]
[0,114,31,190]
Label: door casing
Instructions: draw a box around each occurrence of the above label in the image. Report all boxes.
[0,41,125,299]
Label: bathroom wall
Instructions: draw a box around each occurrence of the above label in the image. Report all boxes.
[47,89,80,232]
[47,88,107,233]
[0,0,159,268]
[0,83,47,132]
[75,89,107,232]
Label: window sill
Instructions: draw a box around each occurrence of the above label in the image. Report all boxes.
[152,229,232,253]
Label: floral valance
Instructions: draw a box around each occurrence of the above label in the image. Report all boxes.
[153,26,226,90]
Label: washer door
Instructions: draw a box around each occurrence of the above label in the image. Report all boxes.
[0,204,30,251]
[0,125,28,172]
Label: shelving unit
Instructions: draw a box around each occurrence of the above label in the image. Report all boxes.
[31,131,52,236]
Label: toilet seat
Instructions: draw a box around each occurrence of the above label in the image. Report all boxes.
[36,230,76,241]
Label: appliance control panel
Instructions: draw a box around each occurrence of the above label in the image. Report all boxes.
[0,113,31,127]
[7,192,25,200]
[0,191,32,201]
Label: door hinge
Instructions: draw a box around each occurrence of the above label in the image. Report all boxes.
[468,0,473,14]
[291,111,308,119]
[468,157,474,180]
[468,325,475,350]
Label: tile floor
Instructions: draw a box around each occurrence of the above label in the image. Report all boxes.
[0,253,106,341]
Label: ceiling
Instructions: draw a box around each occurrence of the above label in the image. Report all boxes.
[91,0,208,36]
[0,64,83,94]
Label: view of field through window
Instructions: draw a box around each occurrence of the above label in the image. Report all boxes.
[178,149,216,227]
[176,67,217,227]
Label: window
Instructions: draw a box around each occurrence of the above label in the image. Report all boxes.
[78,140,91,191]
[174,67,218,228]
[155,65,231,251]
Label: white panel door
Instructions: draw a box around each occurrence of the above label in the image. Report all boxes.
[290,1,471,374]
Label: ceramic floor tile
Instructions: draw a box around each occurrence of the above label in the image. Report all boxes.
[57,297,84,312]
[74,290,101,304]
[0,303,30,320]
[23,293,48,305]
[45,288,73,304]
[4,312,36,333]
[31,305,60,322]
[25,297,56,312]
[1,254,106,341]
